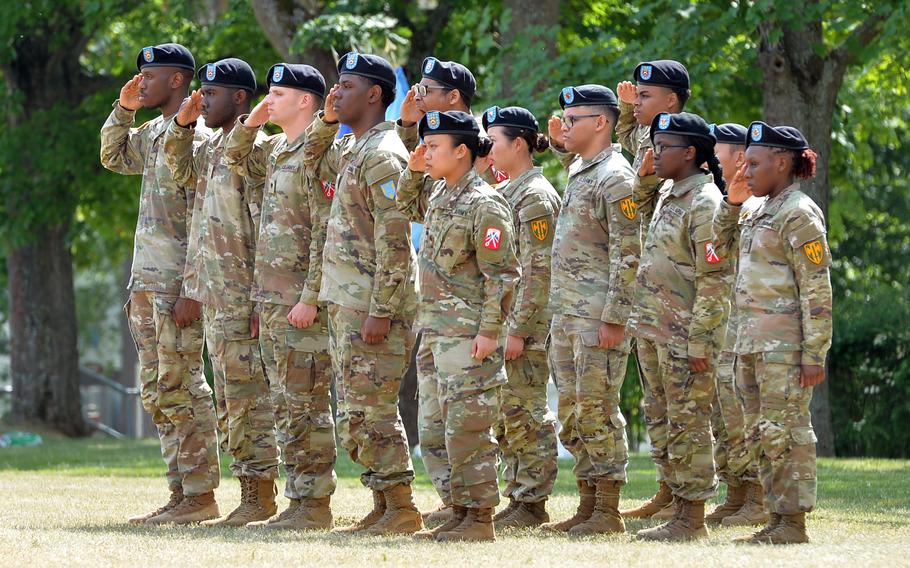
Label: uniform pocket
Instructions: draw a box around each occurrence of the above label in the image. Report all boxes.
[433,216,471,272]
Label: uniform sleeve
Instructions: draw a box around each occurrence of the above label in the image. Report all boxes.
[395,119,420,152]
[784,210,834,366]
[634,174,663,230]
[363,152,413,319]
[396,168,433,222]
[181,181,205,300]
[300,168,334,305]
[99,102,146,175]
[616,101,639,156]
[163,121,204,189]
[601,171,640,324]
[712,198,743,261]
[549,144,578,171]
[223,116,274,183]
[506,198,556,337]
[474,202,521,335]
[688,195,735,358]
[303,111,342,183]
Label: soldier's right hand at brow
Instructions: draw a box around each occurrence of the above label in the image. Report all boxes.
[119,74,142,111]
[616,81,637,105]
[639,148,656,177]
[399,86,423,127]
[726,164,751,206]
[172,297,201,328]
[175,90,203,127]
[245,97,270,128]
[547,116,565,148]
[408,144,427,172]
[323,84,340,124]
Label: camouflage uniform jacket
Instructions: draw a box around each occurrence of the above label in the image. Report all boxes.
[397,168,520,337]
[616,101,662,213]
[100,102,208,294]
[163,122,266,308]
[303,112,417,319]
[223,116,334,307]
[548,145,639,324]
[627,173,733,358]
[713,183,832,366]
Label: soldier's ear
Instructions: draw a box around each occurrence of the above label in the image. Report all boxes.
[367,83,383,105]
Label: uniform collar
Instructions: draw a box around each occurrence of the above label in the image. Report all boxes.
[351,120,393,154]
[573,145,614,175]
[755,181,800,219]
[667,172,713,197]
[504,166,541,192]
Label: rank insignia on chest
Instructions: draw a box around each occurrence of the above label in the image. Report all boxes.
[483,227,502,250]
[381,180,397,200]
[619,196,637,220]
[705,241,722,264]
[322,181,335,199]
[531,218,549,241]
[803,239,824,264]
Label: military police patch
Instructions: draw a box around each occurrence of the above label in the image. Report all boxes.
[803,239,824,265]
[272,65,284,83]
[705,241,722,264]
[427,111,441,130]
[640,64,653,81]
[486,106,497,123]
[751,123,763,142]
[424,58,436,74]
[142,47,154,63]
[619,196,637,220]
[531,218,548,241]
[483,227,502,250]
[381,180,397,200]
[345,52,358,70]
[205,64,216,81]
[657,113,671,130]
[562,87,575,105]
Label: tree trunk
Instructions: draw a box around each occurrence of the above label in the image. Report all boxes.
[7,224,89,436]
[250,0,339,83]
[500,0,560,99]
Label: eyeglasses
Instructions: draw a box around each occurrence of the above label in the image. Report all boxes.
[416,84,451,97]
[560,114,602,129]
[653,143,691,156]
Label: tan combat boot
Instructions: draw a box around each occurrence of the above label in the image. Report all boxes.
[637,498,708,542]
[333,489,385,534]
[621,481,672,519]
[436,507,496,542]
[364,484,423,535]
[146,491,219,525]
[202,477,277,527]
[742,513,808,545]
[705,482,749,525]
[496,500,549,529]
[414,505,467,540]
[733,512,781,543]
[722,481,770,527]
[492,498,519,523]
[128,485,183,524]
[248,497,301,527]
[422,502,452,527]
[569,479,625,535]
[264,497,333,530]
[651,496,680,520]
[542,480,596,532]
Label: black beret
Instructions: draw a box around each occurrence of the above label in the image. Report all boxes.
[634,60,690,90]
[559,84,618,109]
[482,106,538,132]
[198,58,256,91]
[421,57,476,99]
[419,110,479,138]
[650,112,715,143]
[337,52,396,89]
[137,43,195,72]
[711,123,748,145]
[746,121,810,150]
[267,63,326,98]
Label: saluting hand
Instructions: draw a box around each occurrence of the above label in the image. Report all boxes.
[399,86,423,127]
[408,143,428,172]
[726,164,751,206]
[175,90,203,127]
[617,81,637,105]
[245,97,270,128]
[547,115,565,148]
[639,148,656,177]
[119,74,142,111]
[323,84,340,123]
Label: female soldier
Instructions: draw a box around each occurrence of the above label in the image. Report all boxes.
[397,111,520,542]
[713,122,831,545]
[483,106,560,528]
[627,112,731,541]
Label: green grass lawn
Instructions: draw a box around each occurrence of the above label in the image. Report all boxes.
[1,431,909,567]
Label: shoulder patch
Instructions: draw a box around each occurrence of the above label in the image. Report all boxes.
[380,180,397,200]
[530,218,549,241]
[322,180,335,199]
[619,196,637,220]
[705,241,722,264]
[803,240,824,265]
[483,226,502,250]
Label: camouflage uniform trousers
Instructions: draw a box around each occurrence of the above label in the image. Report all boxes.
[736,351,816,514]
[125,291,220,496]
[637,337,718,501]
[712,349,759,485]
[202,304,280,480]
[417,332,506,509]
[550,314,629,485]
[494,342,558,503]
[259,302,337,499]
[327,304,415,490]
